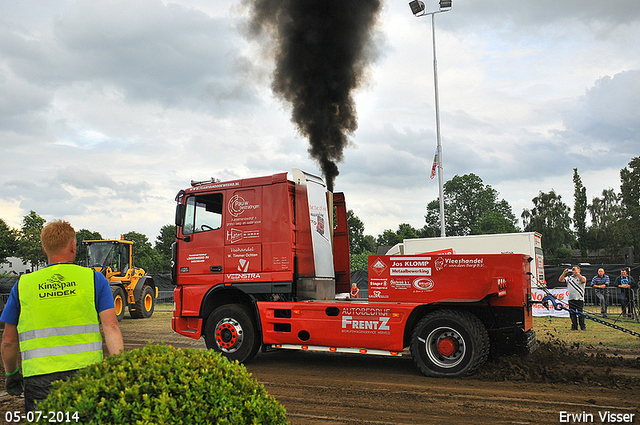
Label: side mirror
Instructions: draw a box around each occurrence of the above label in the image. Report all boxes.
[175,204,185,227]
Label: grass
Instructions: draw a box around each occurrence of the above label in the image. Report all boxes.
[534,315,640,349]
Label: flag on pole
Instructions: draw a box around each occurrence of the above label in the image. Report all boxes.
[430,147,438,179]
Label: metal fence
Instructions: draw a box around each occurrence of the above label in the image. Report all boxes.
[583,286,640,321]
[155,291,174,311]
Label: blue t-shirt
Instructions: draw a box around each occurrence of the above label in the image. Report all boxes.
[0,263,114,325]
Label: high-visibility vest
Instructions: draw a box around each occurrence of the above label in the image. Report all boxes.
[17,264,103,377]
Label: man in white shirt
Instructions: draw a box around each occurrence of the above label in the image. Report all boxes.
[559,265,587,331]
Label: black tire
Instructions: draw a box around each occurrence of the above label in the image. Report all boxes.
[111,286,126,322]
[410,309,489,378]
[204,304,260,363]
[131,284,155,319]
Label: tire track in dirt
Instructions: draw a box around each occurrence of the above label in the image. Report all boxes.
[118,312,640,425]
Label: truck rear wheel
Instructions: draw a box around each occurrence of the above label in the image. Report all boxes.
[111,286,126,322]
[204,304,260,363]
[131,284,155,319]
[410,309,489,378]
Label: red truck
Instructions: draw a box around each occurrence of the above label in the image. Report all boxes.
[171,169,537,377]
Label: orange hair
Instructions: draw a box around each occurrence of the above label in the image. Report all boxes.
[40,220,75,256]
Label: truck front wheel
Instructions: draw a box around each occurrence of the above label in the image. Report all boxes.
[111,286,126,322]
[410,309,489,378]
[204,304,260,363]
[131,284,155,319]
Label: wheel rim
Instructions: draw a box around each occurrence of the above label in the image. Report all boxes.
[425,326,466,368]
[114,295,123,316]
[215,317,244,353]
[144,292,153,311]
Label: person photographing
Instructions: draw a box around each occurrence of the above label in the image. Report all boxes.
[559,265,587,331]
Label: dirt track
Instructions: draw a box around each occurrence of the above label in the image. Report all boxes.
[119,312,640,425]
[2,312,639,424]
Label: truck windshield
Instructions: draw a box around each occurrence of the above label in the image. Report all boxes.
[183,194,223,235]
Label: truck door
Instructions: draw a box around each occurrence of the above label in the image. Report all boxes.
[178,193,225,286]
[223,188,263,278]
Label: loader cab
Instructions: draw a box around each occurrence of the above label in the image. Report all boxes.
[84,240,132,278]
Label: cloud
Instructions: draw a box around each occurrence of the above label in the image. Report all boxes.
[563,70,640,148]
[0,0,639,240]
[57,166,151,200]
[0,0,257,114]
[0,68,51,137]
[445,1,640,33]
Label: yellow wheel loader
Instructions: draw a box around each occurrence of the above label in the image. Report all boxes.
[82,239,157,321]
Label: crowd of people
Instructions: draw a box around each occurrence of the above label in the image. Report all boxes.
[559,265,638,331]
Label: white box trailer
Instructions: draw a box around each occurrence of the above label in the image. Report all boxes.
[386,232,545,286]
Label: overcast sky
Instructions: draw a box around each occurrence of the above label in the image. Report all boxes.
[1,0,639,244]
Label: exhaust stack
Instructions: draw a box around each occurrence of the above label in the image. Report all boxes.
[293,169,335,300]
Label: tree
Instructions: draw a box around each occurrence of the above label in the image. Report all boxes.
[375,223,424,250]
[0,218,18,265]
[425,174,518,236]
[362,235,377,254]
[75,229,103,266]
[397,223,419,241]
[154,224,176,273]
[346,211,378,268]
[350,252,370,271]
[620,156,640,255]
[474,211,520,235]
[376,228,402,248]
[347,210,366,255]
[572,168,588,256]
[585,188,626,257]
[16,211,47,271]
[522,191,573,258]
[121,231,158,273]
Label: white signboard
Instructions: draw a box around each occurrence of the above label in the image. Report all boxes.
[532,288,570,317]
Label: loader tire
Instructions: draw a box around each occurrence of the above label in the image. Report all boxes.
[111,286,126,322]
[410,309,489,378]
[131,284,155,319]
[204,304,260,363]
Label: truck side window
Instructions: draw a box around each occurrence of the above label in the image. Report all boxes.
[183,194,223,235]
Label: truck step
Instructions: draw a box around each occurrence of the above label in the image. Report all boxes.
[271,344,401,357]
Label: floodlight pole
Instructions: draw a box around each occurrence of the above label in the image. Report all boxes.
[411,1,451,238]
[431,12,446,238]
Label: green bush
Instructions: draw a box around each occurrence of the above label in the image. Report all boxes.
[35,343,288,424]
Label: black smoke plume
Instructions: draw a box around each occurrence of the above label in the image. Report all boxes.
[247,0,381,191]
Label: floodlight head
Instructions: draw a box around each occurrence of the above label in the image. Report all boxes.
[409,0,426,16]
[439,0,452,9]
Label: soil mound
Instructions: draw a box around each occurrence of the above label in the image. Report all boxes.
[476,339,640,389]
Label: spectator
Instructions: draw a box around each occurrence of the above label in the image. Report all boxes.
[350,282,360,298]
[615,269,636,318]
[591,268,610,318]
[559,265,587,331]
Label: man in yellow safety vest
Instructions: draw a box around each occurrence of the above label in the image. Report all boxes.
[1,220,123,411]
